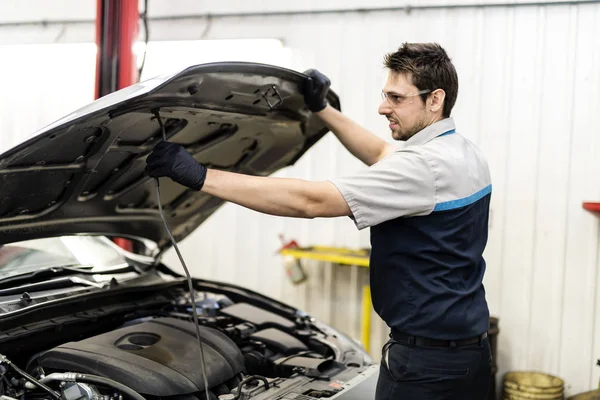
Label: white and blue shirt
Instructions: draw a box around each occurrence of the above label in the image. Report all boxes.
[330,117,491,340]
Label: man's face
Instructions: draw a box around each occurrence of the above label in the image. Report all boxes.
[378,72,432,141]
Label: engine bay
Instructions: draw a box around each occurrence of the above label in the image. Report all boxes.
[0,286,376,400]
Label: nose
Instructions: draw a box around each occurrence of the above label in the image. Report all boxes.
[378,99,392,116]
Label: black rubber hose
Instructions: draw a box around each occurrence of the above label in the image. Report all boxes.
[63,374,145,400]
[232,375,270,400]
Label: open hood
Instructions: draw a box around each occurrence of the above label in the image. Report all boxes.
[0,62,340,250]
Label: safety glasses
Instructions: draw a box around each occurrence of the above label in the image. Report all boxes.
[381,89,432,107]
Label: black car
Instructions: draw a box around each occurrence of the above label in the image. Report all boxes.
[0,62,378,400]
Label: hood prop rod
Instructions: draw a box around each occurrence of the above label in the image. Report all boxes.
[151,109,211,400]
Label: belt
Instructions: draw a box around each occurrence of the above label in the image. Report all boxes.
[391,329,488,348]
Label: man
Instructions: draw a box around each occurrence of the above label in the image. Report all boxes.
[146,42,492,400]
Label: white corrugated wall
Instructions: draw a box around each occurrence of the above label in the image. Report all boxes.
[1,0,600,397]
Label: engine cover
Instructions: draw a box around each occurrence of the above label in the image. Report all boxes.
[36,317,245,396]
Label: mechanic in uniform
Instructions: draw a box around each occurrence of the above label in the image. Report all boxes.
[145,42,493,400]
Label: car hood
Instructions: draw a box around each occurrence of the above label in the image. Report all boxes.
[0,62,340,251]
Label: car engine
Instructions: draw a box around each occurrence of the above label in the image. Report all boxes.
[35,317,245,398]
[0,291,376,400]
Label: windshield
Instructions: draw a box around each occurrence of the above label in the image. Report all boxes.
[0,236,128,279]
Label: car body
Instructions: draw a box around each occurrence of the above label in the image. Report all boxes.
[0,62,378,400]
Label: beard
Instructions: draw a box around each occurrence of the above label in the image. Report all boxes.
[392,116,429,141]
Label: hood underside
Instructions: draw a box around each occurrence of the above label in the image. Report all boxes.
[0,62,340,250]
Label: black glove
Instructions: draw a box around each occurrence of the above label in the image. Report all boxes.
[302,69,331,112]
[145,142,207,191]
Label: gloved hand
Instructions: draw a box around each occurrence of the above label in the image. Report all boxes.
[302,69,331,112]
[145,142,207,191]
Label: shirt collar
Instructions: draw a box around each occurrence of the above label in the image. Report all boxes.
[403,117,456,147]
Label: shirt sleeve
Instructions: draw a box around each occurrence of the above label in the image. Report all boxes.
[329,149,436,230]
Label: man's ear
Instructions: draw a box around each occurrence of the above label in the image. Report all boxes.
[429,89,446,113]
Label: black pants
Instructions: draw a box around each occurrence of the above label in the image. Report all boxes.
[375,335,492,400]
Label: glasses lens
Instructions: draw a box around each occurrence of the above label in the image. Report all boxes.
[382,92,405,106]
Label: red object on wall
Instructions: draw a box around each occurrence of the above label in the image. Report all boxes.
[583,202,600,218]
[95,0,139,252]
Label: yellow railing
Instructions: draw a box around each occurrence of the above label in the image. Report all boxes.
[279,246,372,352]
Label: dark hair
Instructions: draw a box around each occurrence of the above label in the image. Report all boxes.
[383,43,458,117]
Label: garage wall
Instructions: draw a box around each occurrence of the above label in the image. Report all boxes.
[2,0,600,397]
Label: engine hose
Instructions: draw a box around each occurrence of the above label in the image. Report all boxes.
[232,375,270,400]
[37,373,145,400]
[6,364,60,399]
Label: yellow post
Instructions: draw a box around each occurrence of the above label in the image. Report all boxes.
[278,246,373,353]
[361,284,372,353]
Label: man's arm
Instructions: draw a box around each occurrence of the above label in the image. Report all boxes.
[302,69,393,166]
[145,143,351,219]
[144,142,434,229]
[202,169,351,219]
[317,105,393,166]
